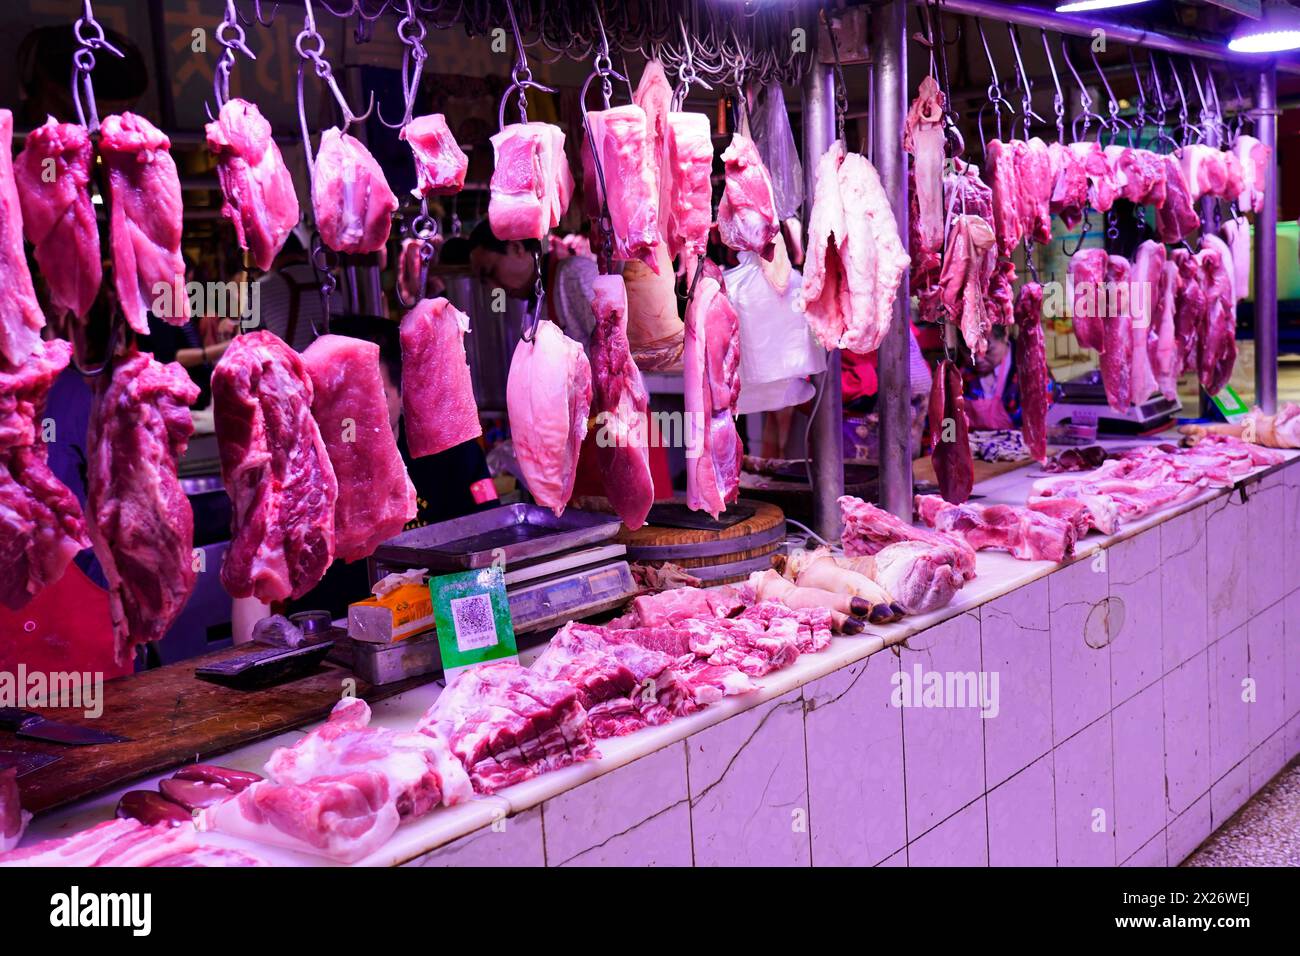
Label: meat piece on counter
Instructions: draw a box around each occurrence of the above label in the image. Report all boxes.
[171,764,262,792]
[116,790,193,828]
[663,111,715,262]
[0,110,49,365]
[928,358,974,504]
[401,113,468,196]
[205,98,301,271]
[622,241,684,371]
[717,133,780,260]
[748,566,874,630]
[1014,282,1050,463]
[1156,154,1200,243]
[400,297,482,458]
[100,112,189,333]
[903,76,947,254]
[1232,134,1271,214]
[781,547,902,621]
[582,105,660,269]
[147,846,268,867]
[1,768,28,854]
[87,353,200,664]
[797,142,910,353]
[14,117,101,322]
[916,493,1077,563]
[0,818,198,867]
[841,544,964,615]
[200,771,400,864]
[302,335,416,562]
[312,127,398,255]
[1180,402,1300,449]
[1099,254,1134,411]
[589,275,654,530]
[684,260,743,518]
[613,584,746,629]
[158,777,236,811]
[264,697,472,815]
[0,339,91,611]
[212,331,338,602]
[1128,240,1166,406]
[1068,247,1108,353]
[1197,234,1238,397]
[506,320,592,516]
[1151,259,1180,402]
[838,494,978,580]
[489,122,573,241]
[417,661,598,794]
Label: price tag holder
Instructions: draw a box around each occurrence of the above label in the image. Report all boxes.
[1210,384,1251,424]
[428,566,518,685]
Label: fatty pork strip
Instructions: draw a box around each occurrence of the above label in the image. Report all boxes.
[717,133,780,260]
[1014,282,1050,464]
[87,353,200,664]
[506,320,592,517]
[1150,258,1180,401]
[1155,155,1200,243]
[212,331,338,603]
[205,98,301,271]
[490,122,573,241]
[301,335,417,563]
[1232,134,1271,214]
[684,260,743,519]
[915,494,1077,563]
[401,113,468,196]
[1128,240,1166,406]
[0,110,51,365]
[589,275,655,530]
[582,104,661,270]
[14,117,101,322]
[928,358,974,504]
[903,76,947,255]
[99,112,190,332]
[1197,234,1238,396]
[632,60,674,247]
[0,340,90,611]
[662,111,714,262]
[1099,254,1134,412]
[312,128,398,255]
[400,297,482,458]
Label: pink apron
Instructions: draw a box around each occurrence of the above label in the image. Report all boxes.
[965,352,1015,431]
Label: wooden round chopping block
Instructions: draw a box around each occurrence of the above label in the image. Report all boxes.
[616,499,786,583]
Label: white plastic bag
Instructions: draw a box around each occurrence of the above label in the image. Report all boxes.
[723,254,827,414]
[750,83,804,220]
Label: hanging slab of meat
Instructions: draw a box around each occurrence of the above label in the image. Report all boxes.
[684,260,743,518]
[582,105,660,270]
[717,133,780,260]
[1151,258,1180,401]
[1171,247,1206,376]
[1015,281,1050,463]
[312,127,398,255]
[1178,143,1231,204]
[14,117,101,322]
[212,331,337,602]
[1220,216,1251,302]
[1232,134,1270,214]
[0,339,90,611]
[797,141,848,348]
[507,320,592,516]
[400,113,467,197]
[622,241,684,370]
[985,139,1023,251]
[1099,254,1134,412]
[1012,138,1054,244]
[916,493,1077,563]
[663,111,714,262]
[1128,240,1166,406]
[99,112,189,333]
[489,122,573,241]
[838,493,977,581]
[1068,247,1109,352]
[1048,141,1089,230]
[1068,140,1118,213]
[1197,234,1238,396]
[302,336,416,563]
[0,113,47,365]
[633,60,673,245]
[928,358,974,504]
[205,98,300,272]
[903,75,946,254]
[589,275,654,530]
[1156,154,1200,243]
[1106,145,1166,207]
[264,697,472,814]
[416,660,598,794]
[87,352,199,664]
[939,213,997,356]
[400,297,481,458]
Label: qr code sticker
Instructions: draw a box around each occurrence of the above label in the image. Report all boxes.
[450,594,498,651]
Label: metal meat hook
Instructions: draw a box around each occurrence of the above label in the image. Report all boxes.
[1007,24,1043,139]
[295,0,375,153]
[207,0,258,121]
[71,0,125,133]
[497,0,556,128]
[378,0,428,129]
[1041,27,1066,143]
[1060,36,1101,143]
[394,197,439,310]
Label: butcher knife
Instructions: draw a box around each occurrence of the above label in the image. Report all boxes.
[0,749,62,777]
[0,708,129,746]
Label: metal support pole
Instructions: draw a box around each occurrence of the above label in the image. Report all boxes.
[803,49,843,542]
[873,0,912,519]
[1254,65,1279,415]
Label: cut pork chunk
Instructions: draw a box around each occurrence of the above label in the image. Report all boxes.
[489,122,573,241]
[312,127,398,255]
[0,110,49,365]
[663,112,714,261]
[915,494,1077,563]
[582,104,660,270]
[400,297,482,458]
[684,260,742,518]
[717,133,780,260]
[401,113,468,196]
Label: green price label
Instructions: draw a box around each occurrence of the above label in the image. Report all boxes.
[429,566,517,683]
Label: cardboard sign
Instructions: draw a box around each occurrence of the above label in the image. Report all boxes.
[428,566,518,684]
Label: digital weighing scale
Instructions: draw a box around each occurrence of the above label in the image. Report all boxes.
[1046,369,1182,436]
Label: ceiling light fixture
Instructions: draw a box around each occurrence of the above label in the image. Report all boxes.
[1055,0,1153,13]
[1229,0,1300,54]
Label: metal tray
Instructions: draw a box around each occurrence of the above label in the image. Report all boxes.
[371,504,623,573]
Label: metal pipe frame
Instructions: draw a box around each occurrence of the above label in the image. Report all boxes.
[1255,65,1279,415]
[803,51,844,542]
[874,0,913,520]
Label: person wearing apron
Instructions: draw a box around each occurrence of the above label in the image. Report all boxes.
[963,328,1022,431]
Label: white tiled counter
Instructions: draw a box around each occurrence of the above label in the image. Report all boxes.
[25,447,1300,867]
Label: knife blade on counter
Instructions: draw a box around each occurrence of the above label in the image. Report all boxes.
[0,708,130,746]
[0,749,62,776]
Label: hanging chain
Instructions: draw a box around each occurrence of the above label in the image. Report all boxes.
[71,0,124,133]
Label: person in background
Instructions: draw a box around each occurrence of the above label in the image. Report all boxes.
[286,315,497,621]
[961,325,1022,431]
[840,321,933,461]
[465,219,599,349]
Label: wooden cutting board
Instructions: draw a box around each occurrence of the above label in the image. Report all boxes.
[9,647,429,814]
[615,499,785,576]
